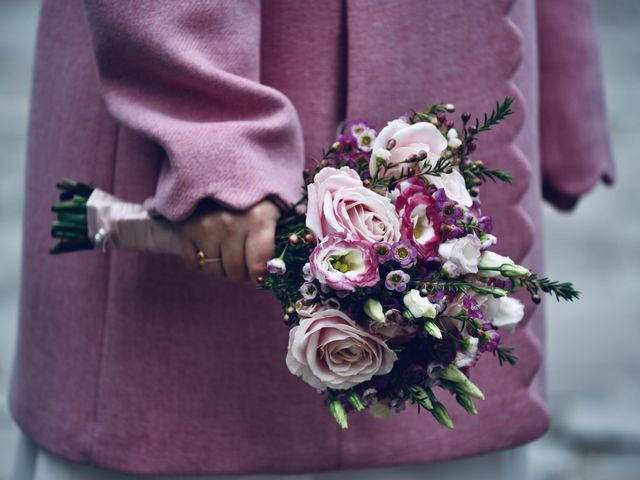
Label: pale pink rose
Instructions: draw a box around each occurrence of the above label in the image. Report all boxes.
[369,121,447,179]
[306,167,400,243]
[285,309,398,390]
[370,121,472,207]
[310,233,380,291]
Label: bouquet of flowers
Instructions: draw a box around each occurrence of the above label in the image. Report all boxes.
[50,98,579,429]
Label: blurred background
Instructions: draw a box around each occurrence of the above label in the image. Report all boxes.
[0,1,638,478]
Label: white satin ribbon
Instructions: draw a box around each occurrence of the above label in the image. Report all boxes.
[86,189,181,254]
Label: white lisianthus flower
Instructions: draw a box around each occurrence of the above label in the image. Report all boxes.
[438,235,482,276]
[428,169,473,207]
[447,128,462,149]
[403,289,438,319]
[491,297,525,332]
[476,294,525,332]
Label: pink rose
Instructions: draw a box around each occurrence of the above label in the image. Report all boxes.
[285,309,398,390]
[369,121,447,179]
[310,233,380,291]
[370,120,472,207]
[306,167,400,243]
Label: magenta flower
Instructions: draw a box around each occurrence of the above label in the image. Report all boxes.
[385,270,410,292]
[479,329,500,353]
[400,194,441,259]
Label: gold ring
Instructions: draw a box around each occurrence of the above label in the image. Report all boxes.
[196,250,221,268]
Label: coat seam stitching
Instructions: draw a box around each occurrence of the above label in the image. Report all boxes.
[86,122,120,463]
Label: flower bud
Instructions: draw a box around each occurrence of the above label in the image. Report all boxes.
[347,391,365,412]
[288,233,300,245]
[490,287,508,298]
[432,402,454,429]
[440,364,468,383]
[403,289,438,319]
[456,379,485,400]
[408,385,433,410]
[499,263,530,278]
[423,321,443,339]
[329,399,348,429]
[456,393,478,415]
[363,298,385,324]
[444,104,455,112]
[461,112,471,122]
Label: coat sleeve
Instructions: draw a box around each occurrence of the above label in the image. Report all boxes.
[83,0,305,221]
[537,0,615,210]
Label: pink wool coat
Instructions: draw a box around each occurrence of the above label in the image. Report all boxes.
[10,0,614,475]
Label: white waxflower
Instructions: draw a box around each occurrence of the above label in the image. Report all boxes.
[302,262,314,282]
[403,289,438,319]
[356,127,377,152]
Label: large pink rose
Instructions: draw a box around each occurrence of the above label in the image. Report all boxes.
[369,120,472,207]
[306,167,400,243]
[310,233,380,291]
[286,309,398,390]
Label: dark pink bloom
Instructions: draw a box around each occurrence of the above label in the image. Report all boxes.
[400,193,441,259]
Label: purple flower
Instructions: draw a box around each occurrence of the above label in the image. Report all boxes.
[392,240,417,267]
[462,295,485,321]
[385,270,410,292]
[441,201,463,224]
[336,134,359,156]
[433,188,449,205]
[479,329,500,352]
[373,242,394,264]
[478,215,493,234]
[446,226,465,239]
[266,257,286,275]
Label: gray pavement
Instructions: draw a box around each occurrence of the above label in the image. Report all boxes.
[0,1,638,478]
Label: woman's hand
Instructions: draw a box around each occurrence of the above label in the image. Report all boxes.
[176,200,280,283]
